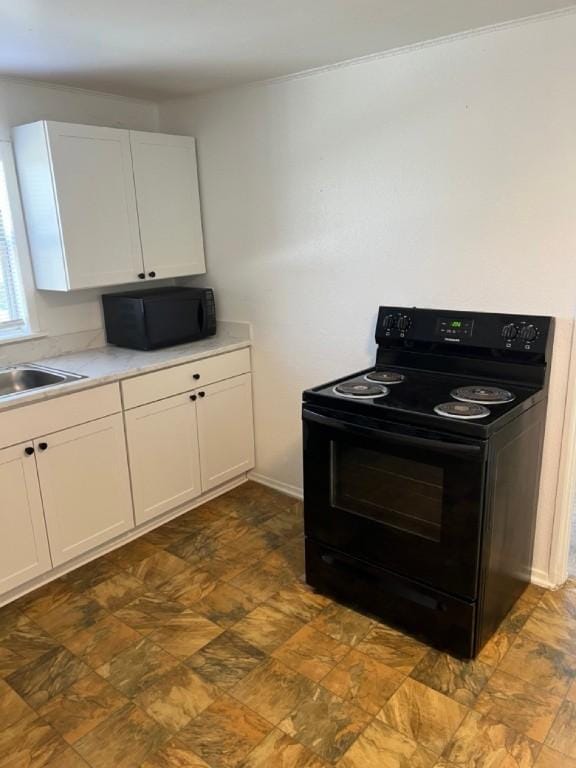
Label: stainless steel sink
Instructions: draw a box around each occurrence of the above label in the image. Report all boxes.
[0,365,86,400]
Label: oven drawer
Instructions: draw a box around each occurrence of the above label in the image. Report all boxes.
[306,538,476,658]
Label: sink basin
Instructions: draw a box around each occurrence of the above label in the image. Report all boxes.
[0,365,86,400]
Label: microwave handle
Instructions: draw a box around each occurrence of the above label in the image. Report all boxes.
[303,408,483,459]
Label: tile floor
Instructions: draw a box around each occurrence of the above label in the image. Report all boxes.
[1,481,576,767]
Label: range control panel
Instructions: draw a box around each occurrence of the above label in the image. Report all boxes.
[376,307,552,354]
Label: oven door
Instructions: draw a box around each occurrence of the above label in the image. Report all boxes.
[303,406,487,599]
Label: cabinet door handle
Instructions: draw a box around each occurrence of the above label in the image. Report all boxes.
[198,391,205,398]
[138,273,146,280]
[24,446,35,456]
[148,271,156,278]
[38,442,48,451]
[193,374,200,380]
[190,394,197,401]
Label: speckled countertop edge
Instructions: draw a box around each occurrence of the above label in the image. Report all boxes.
[0,327,251,414]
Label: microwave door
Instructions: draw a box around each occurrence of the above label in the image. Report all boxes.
[144,296,202,347]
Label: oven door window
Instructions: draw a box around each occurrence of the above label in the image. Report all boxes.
[331,442,444,543]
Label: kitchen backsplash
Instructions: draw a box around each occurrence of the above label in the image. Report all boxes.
[0,328,107,367]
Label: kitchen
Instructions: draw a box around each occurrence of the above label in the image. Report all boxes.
[1,2,576,767]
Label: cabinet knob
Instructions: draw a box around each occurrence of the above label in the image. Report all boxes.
[198,391,206,398]
[190,394,197,401]
[138,273,146,280]
[38,442,48,451]
[193,374,200,380]
[148,271,156,278]
[24,446,35,456]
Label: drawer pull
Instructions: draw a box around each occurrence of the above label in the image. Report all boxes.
[38,442,48,451]
[190,394,197,401]
[24,446,35,456]
[198,391,206,398]
[193,374,200,380]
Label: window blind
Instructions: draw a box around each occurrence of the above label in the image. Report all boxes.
[0,153,28,338]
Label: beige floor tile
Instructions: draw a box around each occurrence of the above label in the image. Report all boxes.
[477,600,535,667]
[410,649,493,706]
[160,566,219,606]
[178,693,272,768]
[323,648,404,715]
[534,745,576,767]
[0,677,34,728]
[193,581,258,628]
[63,613,142,668]
[232,603,304,653]
[474,669,563,742]
[270,581,331,623]
[97,637,178,697]
[114,590,188,635]
[242,728,329,768]
[442,710,540,767]
[74,702,169,768]
[278,685,371,762]
[356,624,427,674]
[45,748,91,767]
[37,671,127,744]
[521,605,576,657]
[311,603,374,647]
[229,554,296,602]
[567,679,576,703]
[0,611,58,668]
[6,645,90,708]
[0,710,68,768]
[498,633,576,698]
[88,572,145,611]
[61,557,121,592]
[126,550,189,589]
[31,592,107,642]
[337,718,431,768]
[231,657,316,724]
[546,700,576,759]
[272,624,348,682]
[141,739,211,767]
[136,665,220,732]
[378,677,468,755]
[18,579,79,622]
[185,631,266,689]
[537,586,576,621]
[104,538,160,569]
[148,609,223,659]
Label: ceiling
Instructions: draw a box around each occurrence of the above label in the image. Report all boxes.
[0,0,574,100]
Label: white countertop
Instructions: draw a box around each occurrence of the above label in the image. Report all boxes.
[0,325,251,413]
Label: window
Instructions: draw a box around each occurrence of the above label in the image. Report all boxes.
[0,141,35,340]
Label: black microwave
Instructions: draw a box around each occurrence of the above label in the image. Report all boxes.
[102,287,216,350]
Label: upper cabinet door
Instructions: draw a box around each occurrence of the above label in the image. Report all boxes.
[130,131,206,279]
[12,121,144,290]
[47,122,144,288]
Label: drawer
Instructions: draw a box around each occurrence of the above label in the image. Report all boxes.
[305,538,476,658]
[0,383,122,451]
[122,348,251,409]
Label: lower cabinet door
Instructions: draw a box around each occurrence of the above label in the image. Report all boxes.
[197,373,255,492]
[0,442,51,594]
[125,392,202,525]
[35,414,134,566]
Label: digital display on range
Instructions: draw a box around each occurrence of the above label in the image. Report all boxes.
[437,317,474,338]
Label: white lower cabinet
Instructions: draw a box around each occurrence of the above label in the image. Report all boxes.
[35,414,134,566]
[197,373,255,492]
[125,393,202,525]
[0,442,52,593]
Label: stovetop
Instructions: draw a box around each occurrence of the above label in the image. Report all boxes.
[303,366,543,437]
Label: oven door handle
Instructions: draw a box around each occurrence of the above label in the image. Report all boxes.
[303,408,484,459]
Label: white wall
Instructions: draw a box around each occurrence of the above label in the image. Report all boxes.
[0,78,158,340]
[159,12,576,583]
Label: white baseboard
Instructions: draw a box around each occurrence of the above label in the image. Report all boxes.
[248,471,303,500]
[530,567,557,590]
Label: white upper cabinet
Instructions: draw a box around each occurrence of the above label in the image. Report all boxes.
[12,121,206,291]
[130,131,206,279]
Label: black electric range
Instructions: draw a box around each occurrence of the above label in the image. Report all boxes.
[302,306,554,658]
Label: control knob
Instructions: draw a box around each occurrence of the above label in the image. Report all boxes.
[381,314,396,330]
[501,323,518,340]
[396,316,411,332]
[518,324,537,342]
